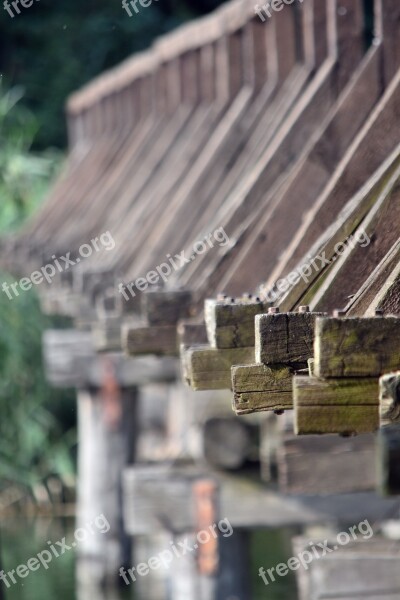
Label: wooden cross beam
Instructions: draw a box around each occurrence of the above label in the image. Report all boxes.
[278,433,377,495]
[380,372,400,426]
[314,315,400,378]
[122,323,178,357]
[142,289,194,326]
[232,364,294,415]
[184,345,255,391]
[294,375,380,435]
[255,308,327,366]
[205,296,265,349]
[230,307,323,415]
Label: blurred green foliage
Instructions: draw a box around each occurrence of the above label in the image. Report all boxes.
[0,85,74,500]
[0,0,227,149]
[0,83,62,232]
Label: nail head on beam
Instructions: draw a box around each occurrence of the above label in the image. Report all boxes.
[298,305,310,314]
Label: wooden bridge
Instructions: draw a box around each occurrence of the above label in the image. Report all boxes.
[5,0,400,597]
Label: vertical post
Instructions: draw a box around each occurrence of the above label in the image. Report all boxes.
[76,358,138,589]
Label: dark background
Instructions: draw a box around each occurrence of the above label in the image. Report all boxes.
[0,0,228,150]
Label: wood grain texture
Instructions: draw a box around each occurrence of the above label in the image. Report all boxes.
[122,324,178,356]
[142,289,193,326]
[185,345,255,390]
[314,316,400,377]
[294,376,379,435]
[205,297,265,349]
[232,363,294,415]
[380,372,400,426]
[278,433,377,495]
[255,312,325,365]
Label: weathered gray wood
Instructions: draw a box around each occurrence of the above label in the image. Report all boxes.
[314,316,400,378]
[43,329,178,386]
[205,297,265,349]
[294,376,379,435]
[185,345,255,391]
[346,235,400,316]
[142,289,193,325]
[365,253,400,317]
[294,535,400,600]
[255,311,326,366]
[177,319,208,346]
[122,465,204,535]
[92,316,127,352]
[123,324,178,356]
[77,385,137,586]
[380,372,400,426]
[232,363,293,415]
[278,433,377,495]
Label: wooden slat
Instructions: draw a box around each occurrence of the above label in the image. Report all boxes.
[123,324,178,356]
[205,297,265,349]
[185,345,254,390]
[294,375,379,435]
[232,363,293,415]
[314,316,400,378]
[255,310,325,365]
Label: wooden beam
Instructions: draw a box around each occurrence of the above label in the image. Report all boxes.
[185,345,255,391]
[294,375,379,435]
[123,324,178,356]
[278,433,377,495]
[177,319,208,346]
[232,364,294,415]
[380,372,400,426]
[142,289,194,326]
[314,316,400,378]
[205,297,265,349]
[255,309,326,366]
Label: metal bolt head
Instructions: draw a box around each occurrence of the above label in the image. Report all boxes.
[298,305,310,313]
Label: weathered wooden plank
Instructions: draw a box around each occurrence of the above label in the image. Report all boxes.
[205,296,265,349]
[142,289,193,325]
[255,309,326,365]
[122,324,178,356]
[293,535,400,600]
[294,376,379,435]
[278,433,377,495]
[43,329,178,387]
[314,316,400,378]
[380,372,400,426]
[232,363,293,415]
[346,236,400,316]
[309,163,400,312]
[177,319,208,346]
[185,345,255,391]
[365,252,400,317]
[270,147,400,312]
